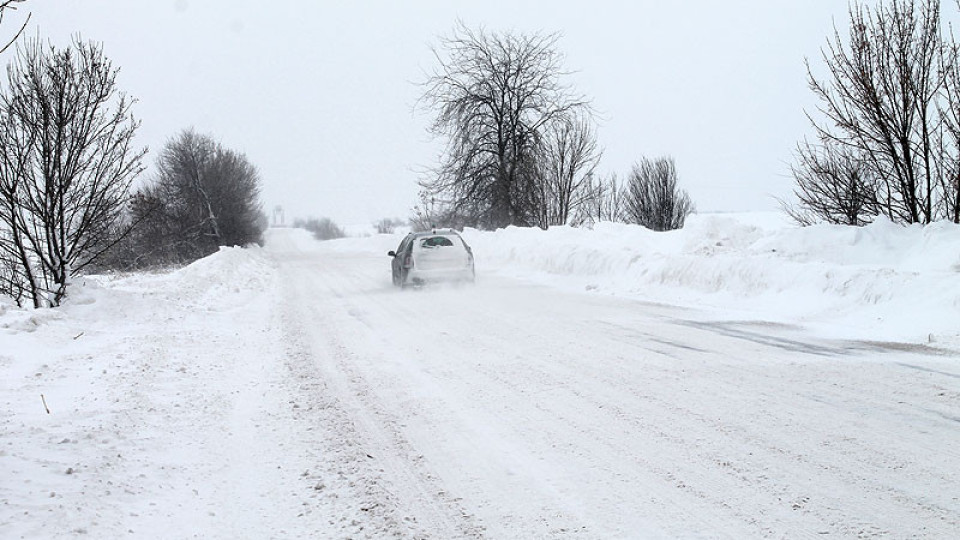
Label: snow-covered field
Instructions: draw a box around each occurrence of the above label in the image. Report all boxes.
[2,213,959,538]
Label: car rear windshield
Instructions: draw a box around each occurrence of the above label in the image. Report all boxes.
[418,236,457,249]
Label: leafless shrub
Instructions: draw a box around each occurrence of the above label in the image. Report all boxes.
[0,38,145,307]
[622,157,695,231]
[374,218,404,234]
[785,141,878,225]
[295,217,345,241]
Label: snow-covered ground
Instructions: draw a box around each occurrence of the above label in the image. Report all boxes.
[2,213,959,538]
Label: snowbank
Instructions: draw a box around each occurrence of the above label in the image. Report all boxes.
[0,246,295,538]
[448,213,960,343]
[159,245,276,308]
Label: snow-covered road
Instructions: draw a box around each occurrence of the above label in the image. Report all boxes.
[3,225,959,539]
[266,229,960,538]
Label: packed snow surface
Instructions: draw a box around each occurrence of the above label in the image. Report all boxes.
[2,213,959,538]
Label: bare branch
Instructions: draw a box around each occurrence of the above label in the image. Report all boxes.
[0,0,30,55]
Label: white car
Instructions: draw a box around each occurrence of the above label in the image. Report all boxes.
[388,229,475,288]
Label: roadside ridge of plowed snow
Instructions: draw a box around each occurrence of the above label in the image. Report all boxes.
[156,245,276,307]
[475,216,960,342]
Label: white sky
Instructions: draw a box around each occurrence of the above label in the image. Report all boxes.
[7,1,853,226]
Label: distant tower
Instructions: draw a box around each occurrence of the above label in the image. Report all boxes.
[272,205,285,227]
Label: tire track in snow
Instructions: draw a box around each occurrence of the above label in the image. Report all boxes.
[271,237,484,539]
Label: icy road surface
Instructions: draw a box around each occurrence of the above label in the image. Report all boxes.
[2,225,958,539]
[267,229,960,538]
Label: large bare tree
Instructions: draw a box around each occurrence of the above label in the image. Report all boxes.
[419,23,589,229]
[0,38,145,307]
[796,0,952,224]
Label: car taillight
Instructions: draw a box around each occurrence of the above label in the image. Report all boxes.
[403,255,413,268]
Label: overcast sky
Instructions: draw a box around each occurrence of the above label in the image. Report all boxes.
[9,1,853,226]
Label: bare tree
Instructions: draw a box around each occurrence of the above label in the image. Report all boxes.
[157,131,222,243]
[799,0,946,224]
[125,129,264,268]
[409,191,477,232]
[0,38,145,307]
[937,10,960,223]
[201,142,264,247]
[574,172,626,226]
[622,157,694,231]
[0,0,30,55]
[533,114,601,228]
[419,22,589,229]
[786,140,879,225]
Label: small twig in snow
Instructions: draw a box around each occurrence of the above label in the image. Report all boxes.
[40,394,50,414]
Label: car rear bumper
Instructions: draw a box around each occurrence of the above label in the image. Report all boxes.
[406,267,475,284]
